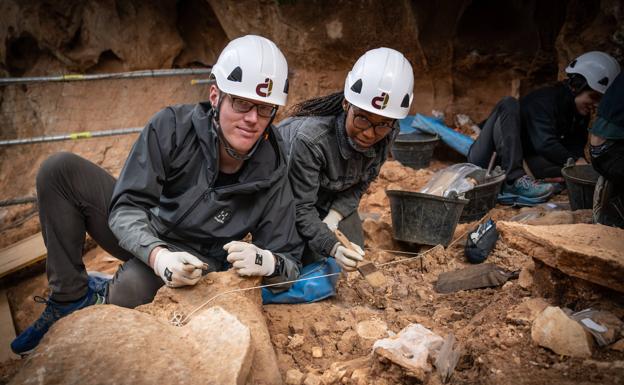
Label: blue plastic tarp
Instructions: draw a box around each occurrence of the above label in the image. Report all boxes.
[262,257,341,304]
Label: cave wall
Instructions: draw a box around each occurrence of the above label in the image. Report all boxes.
[0,0,622,219]
[1,0,622,121]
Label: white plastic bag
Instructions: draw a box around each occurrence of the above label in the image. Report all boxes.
[420,163,482,197]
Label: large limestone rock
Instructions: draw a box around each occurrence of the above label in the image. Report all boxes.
[10,305,252,385]
[10,270,282,385]
[139,270,283,385]
[531,306,593,358]
[498,222,624,293]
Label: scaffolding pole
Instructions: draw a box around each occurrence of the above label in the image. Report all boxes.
[0,68,212,86]
[0,196,37,207]
[0,127,143,147]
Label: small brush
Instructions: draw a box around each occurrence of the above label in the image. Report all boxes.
[334,229,386,288]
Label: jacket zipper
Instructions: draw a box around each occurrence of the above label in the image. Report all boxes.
[162,189,211,237]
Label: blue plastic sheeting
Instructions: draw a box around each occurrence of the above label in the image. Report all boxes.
[262,258,341,304]
[407,114,475,156]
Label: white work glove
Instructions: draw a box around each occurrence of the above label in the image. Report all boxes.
[153,248,206,287]
[322,209,344,232]
[330,242,364,272]
[223,241,276,277]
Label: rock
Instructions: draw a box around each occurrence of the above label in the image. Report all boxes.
[288,334,305,349]
[610,339,624,352]
[139,270,282,385]
[312,321,329,336]
[320,357,369,385]
[312,346,323,358]
[337,330,358,354]
[356,319,389,340]
[373,323,444,381]
[350,368,371,385]
[285,369,305,385]
[506,298,550,324]
[498,222,624,293]
[303,373,322,385]
[517,262,535,289]
[10,305,252,385]
[531,306,593,358]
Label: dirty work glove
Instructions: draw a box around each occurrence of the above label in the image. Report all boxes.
[224,241,276,277]
[322,209,344,232]
[330,242,364,272]
[153,249,205,287]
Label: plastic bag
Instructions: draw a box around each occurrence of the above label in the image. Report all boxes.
[420,163,482,198]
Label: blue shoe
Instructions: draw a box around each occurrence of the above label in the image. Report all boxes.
[88,271,112,299]
[502,175,554,199]
[10,287,104,355]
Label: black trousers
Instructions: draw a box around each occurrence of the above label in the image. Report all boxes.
[38,152,163,307]
[467,97,525,183]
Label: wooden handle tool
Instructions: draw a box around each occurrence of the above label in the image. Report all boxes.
[334,229,386,288]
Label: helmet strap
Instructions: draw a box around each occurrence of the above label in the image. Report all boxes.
[211,90,273,161]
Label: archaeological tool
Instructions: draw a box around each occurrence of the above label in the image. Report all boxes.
[334,229,386,287]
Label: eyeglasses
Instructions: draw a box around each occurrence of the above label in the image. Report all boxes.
[351,110,395,136]
[227,94,277,118]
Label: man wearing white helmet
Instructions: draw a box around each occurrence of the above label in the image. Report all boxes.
[11,35,303,355]
[275,48,413,289]
[467,50,620,204]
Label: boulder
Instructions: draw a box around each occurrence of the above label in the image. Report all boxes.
[498,222,624,293]
[531,306,593,358]
[10,305,252,385]
[139,270,282,385]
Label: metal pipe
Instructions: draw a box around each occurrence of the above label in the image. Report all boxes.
[0,127,143,147]
[0,68,212,86]
[0,196,37,207]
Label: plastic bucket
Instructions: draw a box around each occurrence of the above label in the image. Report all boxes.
[459,171,506,222]
[386,190,468,246]
[561,164,599,210]
[391,133,439,169]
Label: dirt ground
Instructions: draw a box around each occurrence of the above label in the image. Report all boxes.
[1,156,623,385]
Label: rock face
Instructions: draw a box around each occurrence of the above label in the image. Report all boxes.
[531,306,593,358]
[497,222,624,293]
[9,305,253,385]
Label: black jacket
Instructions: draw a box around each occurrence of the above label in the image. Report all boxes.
[520,83,588,166]
[108,102,303,284]
[278,112,395,257]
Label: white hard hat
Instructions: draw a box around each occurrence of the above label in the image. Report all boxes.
[344,48,414,119]
[211,35,289,106]
[565,51,621,94]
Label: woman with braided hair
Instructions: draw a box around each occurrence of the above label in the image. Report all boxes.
[277,48,414,285]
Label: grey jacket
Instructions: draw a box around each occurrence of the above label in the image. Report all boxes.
[108,102,303,285]
[277,112,396,256]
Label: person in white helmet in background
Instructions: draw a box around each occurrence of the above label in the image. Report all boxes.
[467,50,620,205]
[275,48,414,286]
[11,35,303,355]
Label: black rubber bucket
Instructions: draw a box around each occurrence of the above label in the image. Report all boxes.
[391,133,439,169]
[386,190,468,246]
[561,164,599,210]
[459,170,506,223]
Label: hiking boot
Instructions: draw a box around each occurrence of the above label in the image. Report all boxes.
[10,287,104,355]
[503,175,554,199]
